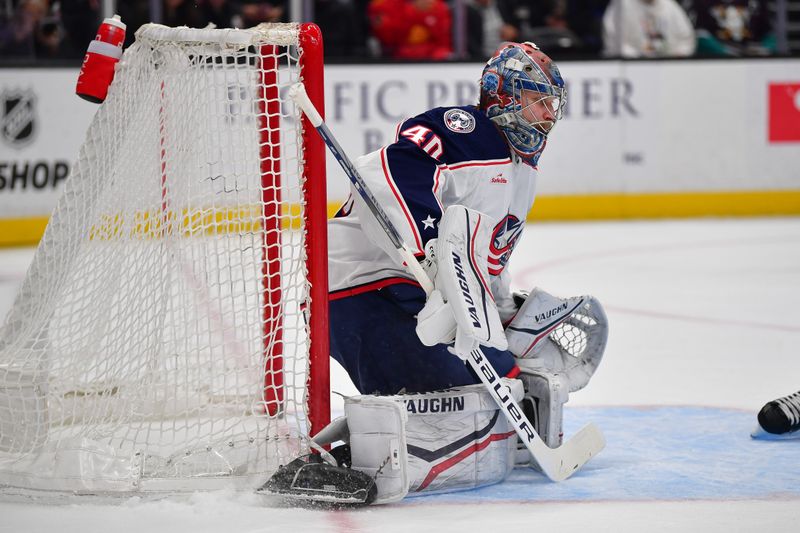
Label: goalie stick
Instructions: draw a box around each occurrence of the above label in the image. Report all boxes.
[289,83,604,482]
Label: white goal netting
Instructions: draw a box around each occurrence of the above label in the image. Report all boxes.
[0,23,326,495]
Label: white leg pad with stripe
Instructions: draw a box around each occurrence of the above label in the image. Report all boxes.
[338,379,523,503]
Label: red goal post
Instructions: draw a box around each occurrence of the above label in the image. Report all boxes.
[258,22,330,440]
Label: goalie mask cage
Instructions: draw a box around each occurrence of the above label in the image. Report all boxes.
[0,22,329,495]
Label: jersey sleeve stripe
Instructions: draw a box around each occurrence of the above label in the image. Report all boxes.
[329,276,421,301]
[380,147,424,252]
[432,166,444,212]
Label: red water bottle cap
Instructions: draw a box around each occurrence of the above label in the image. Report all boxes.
[96,15,127,47]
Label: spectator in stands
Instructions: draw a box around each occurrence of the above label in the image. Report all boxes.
[516,0,583,54]
[240,1,287,27]
[116,1,151,47]
[35,7,62,57]
[164,0,207,28]
[315,0,367,58]
[60,0,99,58]
[203,0,239,28]
[368,0,452,60]
[368,0,404,56]
[602,0,696,57]
[682,0,775,56]
[466,0,522,59]
[520,0,566,31]
[0,0,55,58]
[563,0,610,54]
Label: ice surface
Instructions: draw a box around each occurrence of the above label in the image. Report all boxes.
[2,217,799,532]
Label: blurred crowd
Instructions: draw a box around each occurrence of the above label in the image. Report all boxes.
[0,0,789,62]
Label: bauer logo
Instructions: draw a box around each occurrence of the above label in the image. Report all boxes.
[1,88,37,148]
[768,83,800,142]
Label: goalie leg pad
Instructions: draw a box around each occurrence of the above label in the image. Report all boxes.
[516,367,570,457]
[401,380,523,495]
[345,395,411,504]
[339,380,524,503]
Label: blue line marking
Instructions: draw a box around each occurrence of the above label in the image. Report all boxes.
[404,406,800,503]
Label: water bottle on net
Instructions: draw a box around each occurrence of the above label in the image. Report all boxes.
[75,15,127,103]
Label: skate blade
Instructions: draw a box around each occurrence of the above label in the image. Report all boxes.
[257,484,370,506]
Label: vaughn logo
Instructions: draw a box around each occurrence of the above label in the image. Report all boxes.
[1,89,37,148]
[534,302,569,323]
[405,395,465,414]
[451,250,481,328]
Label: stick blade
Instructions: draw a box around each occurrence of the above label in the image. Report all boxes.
[538,422,606,482]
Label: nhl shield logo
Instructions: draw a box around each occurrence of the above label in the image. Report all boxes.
[444,108,476,134]
[1,89,37,148]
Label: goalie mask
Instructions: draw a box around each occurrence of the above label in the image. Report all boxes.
[479,42,566,167]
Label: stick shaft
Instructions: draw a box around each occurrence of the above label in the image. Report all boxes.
[290,83,432,292]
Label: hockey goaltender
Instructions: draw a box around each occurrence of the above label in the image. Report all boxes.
[261,42,609,505]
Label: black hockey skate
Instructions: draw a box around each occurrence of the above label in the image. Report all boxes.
[257,445,377,506]
[752,391,800,440]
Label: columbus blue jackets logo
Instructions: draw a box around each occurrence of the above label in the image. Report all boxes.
[1,89,36,148]
[488,215,523,275]
[444,109,475,134]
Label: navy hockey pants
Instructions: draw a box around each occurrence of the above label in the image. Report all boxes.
[329,283,518,395]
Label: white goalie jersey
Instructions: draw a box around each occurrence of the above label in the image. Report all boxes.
[328,105,539,314]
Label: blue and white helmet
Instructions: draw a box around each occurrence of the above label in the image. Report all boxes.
[479,42,566,167]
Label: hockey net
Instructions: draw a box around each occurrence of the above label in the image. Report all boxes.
[0,23,329,495]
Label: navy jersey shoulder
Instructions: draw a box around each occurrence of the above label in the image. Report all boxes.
[398,106,510,166]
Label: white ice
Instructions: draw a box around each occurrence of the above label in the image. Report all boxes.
[1,217,799,532]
